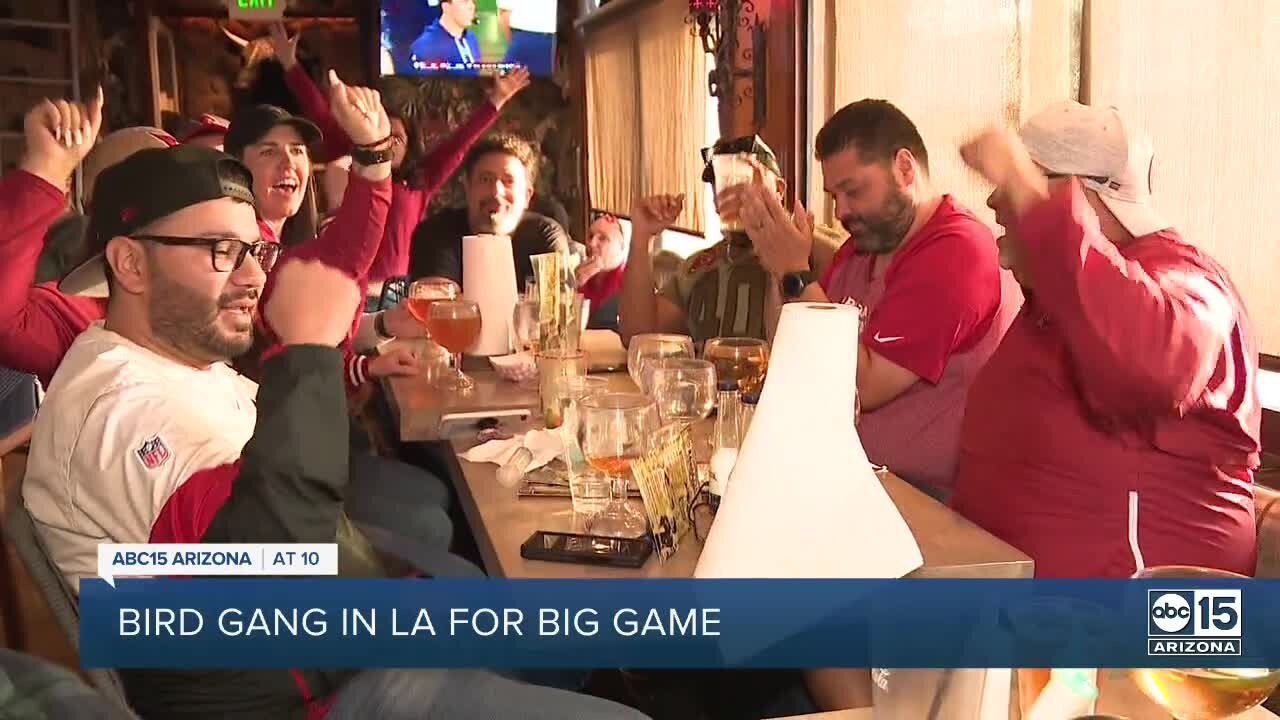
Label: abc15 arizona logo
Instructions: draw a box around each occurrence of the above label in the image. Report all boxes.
[1147,589,1242,656]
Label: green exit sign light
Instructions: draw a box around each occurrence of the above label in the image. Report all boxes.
[226,0,285,20]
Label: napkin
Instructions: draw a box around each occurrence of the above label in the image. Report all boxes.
[459,428,565,471]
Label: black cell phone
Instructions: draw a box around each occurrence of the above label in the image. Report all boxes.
[520,531,653,568]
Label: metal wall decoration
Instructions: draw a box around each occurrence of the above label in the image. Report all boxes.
[687,0,766,126]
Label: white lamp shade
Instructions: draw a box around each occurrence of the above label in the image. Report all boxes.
[694,302,923,579]
[462,234,519,357]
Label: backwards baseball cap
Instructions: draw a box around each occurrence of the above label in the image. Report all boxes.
[701,134,783,185]
[60,144,257,297]
[223,104,322,158]
[1019,100,1169,238]
[179,113,231,144]
[82,126,178,205]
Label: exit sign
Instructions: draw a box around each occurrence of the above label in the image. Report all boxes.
[226,0,286,21]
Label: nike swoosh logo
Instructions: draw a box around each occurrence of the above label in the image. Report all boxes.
[873,333,904,343]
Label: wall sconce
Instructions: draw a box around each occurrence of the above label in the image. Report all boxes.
[687,0,766,127]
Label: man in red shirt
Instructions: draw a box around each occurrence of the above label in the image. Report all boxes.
[722,99,1021,498]
[953,101,1260,578]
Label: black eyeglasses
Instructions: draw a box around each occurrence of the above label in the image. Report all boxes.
[132,235,280,273]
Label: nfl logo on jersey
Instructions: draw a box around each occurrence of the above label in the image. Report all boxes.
[136,436,171,469]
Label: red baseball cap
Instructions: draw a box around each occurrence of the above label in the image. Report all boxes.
[179,113,231,144]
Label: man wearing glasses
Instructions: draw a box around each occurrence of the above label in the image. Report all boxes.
[22,144,648,720]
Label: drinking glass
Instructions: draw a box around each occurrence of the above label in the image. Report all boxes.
[649,358,717,427]
[511,297,541,355]
[537,349,587,427]
[711,154,755,232]
[577,392,657,538]
[702,337,769,396]
[427,299,482,391]
[404,279,459,334]
[1130,566,1278,719]
[550,375,611,515]
[627,333,694,392]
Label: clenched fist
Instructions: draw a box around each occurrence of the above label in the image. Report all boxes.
[20,86,104,191]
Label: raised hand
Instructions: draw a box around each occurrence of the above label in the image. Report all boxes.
[489,67,531,109]
[959,126,1049,215]
[267,21,300,70]
[631,194,684,240]
[20,86,104,190]
[735,183,813,276]
[264,257,361,347]
[327,70,391,148]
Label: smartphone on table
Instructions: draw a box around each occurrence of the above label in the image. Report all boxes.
[520,531,652,568]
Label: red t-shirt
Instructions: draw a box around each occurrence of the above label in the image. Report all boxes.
[820,195,1022,492]
[950,181,1260,578]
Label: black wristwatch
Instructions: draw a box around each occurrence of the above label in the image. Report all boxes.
[779,269,817,299]
[374,311,393,340]
[351,144,393,167]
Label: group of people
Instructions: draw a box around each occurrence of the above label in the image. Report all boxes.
[0,57,642,720]
[0,22,1263,720]
[617,99,1260,585]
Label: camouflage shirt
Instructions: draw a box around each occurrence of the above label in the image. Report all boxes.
[660,236,771,343]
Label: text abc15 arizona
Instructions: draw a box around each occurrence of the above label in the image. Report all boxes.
[1148,589,1242,656]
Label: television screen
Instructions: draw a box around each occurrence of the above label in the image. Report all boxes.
[380,0,557,78]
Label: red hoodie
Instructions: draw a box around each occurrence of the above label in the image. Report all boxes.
[951,180,1260,578]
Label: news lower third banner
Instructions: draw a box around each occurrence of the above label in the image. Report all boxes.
[79,577,1280,669]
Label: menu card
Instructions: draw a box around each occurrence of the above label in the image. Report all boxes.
[629,425,700,561]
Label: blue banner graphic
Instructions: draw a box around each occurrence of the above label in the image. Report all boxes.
[79,578,1280,669]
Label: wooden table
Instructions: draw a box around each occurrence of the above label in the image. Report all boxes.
[386,368,1032,580]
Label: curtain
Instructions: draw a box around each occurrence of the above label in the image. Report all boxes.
[585,26,639,222]
[1087,0,1280,355]
[816,0,1081,227]
[585,0,708,232]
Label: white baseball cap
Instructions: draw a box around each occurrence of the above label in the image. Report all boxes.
[1019,100,1170,238]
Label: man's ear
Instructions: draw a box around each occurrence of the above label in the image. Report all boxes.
[893,148,916,188]
[103,236,148,295]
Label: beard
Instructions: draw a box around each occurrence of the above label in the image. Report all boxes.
[148,268,257,363]
[843,188,916,254]
[472,204,522,236]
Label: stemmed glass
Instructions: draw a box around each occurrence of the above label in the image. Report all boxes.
[511,296,541,355]
[1130,565,1279,719]
[627,333,695,394]
[649,358,717,427]
[426,299,482,391]
[404,279,459,335]
[577,392,657,538]
[703,337,769,396]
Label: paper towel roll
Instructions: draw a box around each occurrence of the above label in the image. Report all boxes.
[695,302,923,579]
[462,234,519,357]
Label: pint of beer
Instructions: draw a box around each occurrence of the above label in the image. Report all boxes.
[712,153,755,232]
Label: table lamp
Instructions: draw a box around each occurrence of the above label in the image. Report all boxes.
[694,302,922,579]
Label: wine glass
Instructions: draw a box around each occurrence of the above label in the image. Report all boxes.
[649,358,717,427]
[404,279,459,334]
[511,297,541,355]
[703,337,769,396]
[577,392,657,538]
[1131,566,1278,719]
[627,333,694,392]
[426,299,482,391]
